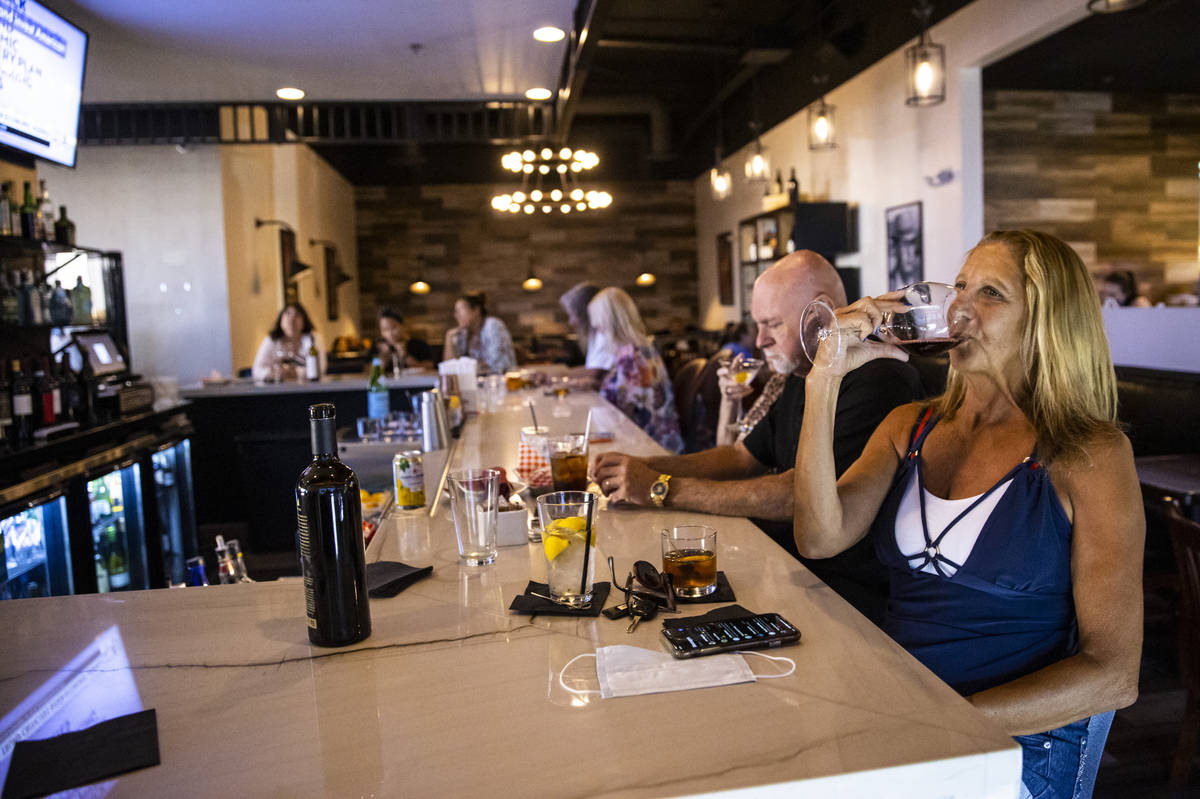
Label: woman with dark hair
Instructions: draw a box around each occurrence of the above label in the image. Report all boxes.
[442,291,516,374]
[376,308,433,372]
[251,302,325,381]
[793,230,1143,798]
[1098,269,1151,307]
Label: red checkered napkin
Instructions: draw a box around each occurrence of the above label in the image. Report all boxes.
[516,440,552,487]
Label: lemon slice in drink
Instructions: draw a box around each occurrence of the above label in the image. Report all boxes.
[735,370,752,384]
[547,516,586,534]
[543,531,571,561]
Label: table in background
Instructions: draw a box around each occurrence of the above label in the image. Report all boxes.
[0,388,1020,798]
[1136,453,1200,522]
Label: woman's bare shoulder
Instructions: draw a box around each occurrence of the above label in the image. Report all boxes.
[873,401,931,455]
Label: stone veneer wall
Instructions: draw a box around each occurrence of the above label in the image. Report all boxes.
[355,181,697,347]
[983,90,1200,301]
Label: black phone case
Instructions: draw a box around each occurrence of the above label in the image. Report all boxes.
[661,613,800,658]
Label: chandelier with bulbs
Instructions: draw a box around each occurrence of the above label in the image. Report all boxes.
[491,147,612,215]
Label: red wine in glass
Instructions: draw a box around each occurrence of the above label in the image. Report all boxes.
[895,337,960,356]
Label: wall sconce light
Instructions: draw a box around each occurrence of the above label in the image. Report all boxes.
[808,97,837,150]
[635,272,657,287]
[256,218,311,307]
[905,1,946,107]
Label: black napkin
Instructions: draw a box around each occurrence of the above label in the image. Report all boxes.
[663,604,759,628]
[366,561,433,598]
[509,581,611,616]
[2,708,160,799]
[675,571,736,604]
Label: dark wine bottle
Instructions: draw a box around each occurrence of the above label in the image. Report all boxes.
[19,182,36,240]
[10,359,33,448]
[295,402,371,647]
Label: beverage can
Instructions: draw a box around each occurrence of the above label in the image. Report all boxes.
[393,449,426,509]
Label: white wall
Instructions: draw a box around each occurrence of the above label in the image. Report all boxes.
[694,0,1087,328]
[42,145,233,384]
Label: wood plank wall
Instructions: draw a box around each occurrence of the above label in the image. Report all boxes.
[983,90,1200,302]
[355,181,697,348]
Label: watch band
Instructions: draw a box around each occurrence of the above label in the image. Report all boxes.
[650,474,671,508]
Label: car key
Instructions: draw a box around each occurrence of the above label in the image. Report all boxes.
[625,596,657,633]
[602,603,631,620]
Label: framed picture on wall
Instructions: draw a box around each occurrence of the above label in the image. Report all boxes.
[716,232,734,306]
[321,245,340,320]
[885,201,923,291]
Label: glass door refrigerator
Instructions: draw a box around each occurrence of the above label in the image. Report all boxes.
[0,489,73,600]
[150,437,197,586]
[84,461,149,593]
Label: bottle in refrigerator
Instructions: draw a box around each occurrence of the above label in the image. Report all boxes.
[366,358,389,419]
[0,362,11,450]
[0,272,17,324]
[295,402,371,646]
[101,523,130,590]
[10,360,33,448]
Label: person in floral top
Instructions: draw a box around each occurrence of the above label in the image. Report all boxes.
[588,287,683,453]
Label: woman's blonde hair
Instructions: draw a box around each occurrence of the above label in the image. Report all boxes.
[588,287,650,349]
[933,229,1119,461]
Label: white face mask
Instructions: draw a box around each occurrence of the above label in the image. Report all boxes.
[560,645,795,699]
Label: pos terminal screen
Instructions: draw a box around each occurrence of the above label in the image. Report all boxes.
[74,332,126,377]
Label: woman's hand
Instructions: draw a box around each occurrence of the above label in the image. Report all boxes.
[812,294,910,376]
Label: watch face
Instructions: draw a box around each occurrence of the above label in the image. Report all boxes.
[652,482,667,497]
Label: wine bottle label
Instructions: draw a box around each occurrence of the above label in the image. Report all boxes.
[367,390,390,419]
[13,393,32,416]
[296,502,318,628]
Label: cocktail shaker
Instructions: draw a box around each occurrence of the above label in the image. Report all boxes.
[420,389,450,452]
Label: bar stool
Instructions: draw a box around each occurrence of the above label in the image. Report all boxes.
[1168,500,1200,789]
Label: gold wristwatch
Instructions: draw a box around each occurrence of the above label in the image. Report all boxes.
[650,474,671,508]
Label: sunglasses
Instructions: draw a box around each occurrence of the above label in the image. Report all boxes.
[608,556,676,613]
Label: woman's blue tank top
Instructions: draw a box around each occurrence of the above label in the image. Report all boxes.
[872,409,1078,696]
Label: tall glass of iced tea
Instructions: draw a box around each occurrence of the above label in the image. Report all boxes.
[548,434,589,491]
[661,525,718,598]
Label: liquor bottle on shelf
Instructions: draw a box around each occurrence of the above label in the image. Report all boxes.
[787,167,799,205]
[71,275,92,324]
[295,403,371,647]
[0,181,11,236]
[36,281,51,326]
[10,360,33,448]
[214,535,236,584]
[773,169,784,195]
[18,182,35,240]
[0,272,18,324]
[366,358,388,419]
[8,183,20,237]
[37,180,52,241]
[57,356,79,423]
[17,271,34,326]
[54,206,75,247]
[0,362,11,450]
[49,280,71,325]
[35,356,59,427]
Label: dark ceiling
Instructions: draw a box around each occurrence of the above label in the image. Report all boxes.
[983,0,1200,93]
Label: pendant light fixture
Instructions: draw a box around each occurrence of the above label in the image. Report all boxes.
[635,271,657,287]
[491,148,611,215]
[521,255,543,292]
[710,69,732,201]
[409,258,430,295]
[743,78,770,184]
[905,1,946,107]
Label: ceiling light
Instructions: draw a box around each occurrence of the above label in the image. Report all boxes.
[490,147,610,217]
[276,87,305,101]
[533,26,565,42]
[409,279,430,295]
[525,87,552,101]
[522,275,544,291]
[905,2,945,107]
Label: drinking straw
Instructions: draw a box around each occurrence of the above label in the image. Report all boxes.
[580,492,595,598]
[583,409,592,443]
[528,400,540,432]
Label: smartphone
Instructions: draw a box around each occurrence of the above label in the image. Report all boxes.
[661,613,800,658]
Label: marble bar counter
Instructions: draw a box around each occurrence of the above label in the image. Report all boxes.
[0,390,1021,797]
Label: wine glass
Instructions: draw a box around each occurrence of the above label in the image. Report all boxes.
[724,356,763,434]
[800,282,962,365]
[550,374,570,417]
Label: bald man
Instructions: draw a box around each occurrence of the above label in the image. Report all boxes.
[593,250,923,622]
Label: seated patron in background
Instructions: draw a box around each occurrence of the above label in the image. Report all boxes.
[1098,269,1152,307]
[376,309,433,372]
[793,230,1142,798]
[593,251,924,622]
[560,281,617,387]
[589,287,684,453]
[442,291,516,374]
[251,302,325,382]
[718,320,757,360]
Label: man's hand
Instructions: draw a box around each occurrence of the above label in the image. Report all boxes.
[591,451,661,507]
[716,365,755,401]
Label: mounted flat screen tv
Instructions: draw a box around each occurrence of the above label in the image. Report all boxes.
[0,0,88,167]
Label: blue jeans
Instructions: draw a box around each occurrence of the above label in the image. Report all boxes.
[1016,712,1114,799]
